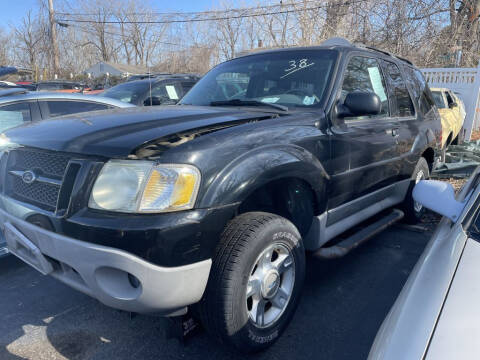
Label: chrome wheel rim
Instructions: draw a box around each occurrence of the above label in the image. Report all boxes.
[246,242,295,328]
[413,170,425,213]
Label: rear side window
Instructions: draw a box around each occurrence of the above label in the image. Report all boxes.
[404,67,436,115]
[384,62,415,117]
[0,102,31,132]
[341,56,389,117]
[44,101,109,117]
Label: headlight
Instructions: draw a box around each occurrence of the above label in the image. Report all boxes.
[89,160,201,213]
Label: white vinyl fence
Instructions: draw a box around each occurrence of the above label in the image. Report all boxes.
[422,65,480,142]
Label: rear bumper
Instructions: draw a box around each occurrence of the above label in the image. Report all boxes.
[0,208,211,315]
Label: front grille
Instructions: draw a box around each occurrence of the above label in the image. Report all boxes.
[17,150,71,178]
[12,176,60,209]
[4,148,74,212]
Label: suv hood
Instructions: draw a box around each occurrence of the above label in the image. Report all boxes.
[3,106,277,158]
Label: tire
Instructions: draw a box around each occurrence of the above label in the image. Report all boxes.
[199,212,305,353]
[451,134,459,145]
[402,157,430,224]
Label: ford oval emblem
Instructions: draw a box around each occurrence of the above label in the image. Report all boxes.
[22,170,37,184]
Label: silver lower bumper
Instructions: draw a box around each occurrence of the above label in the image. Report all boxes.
[0,209,211,315]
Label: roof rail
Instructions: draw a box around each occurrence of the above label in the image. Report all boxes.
[355,43,414,65]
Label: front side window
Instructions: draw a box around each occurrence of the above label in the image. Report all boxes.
[341,56,389,117]
[384,62,415,117]
[431,91,446,108]
[0,102,31,132]
[44,101,109,117]
[180,50,338,109]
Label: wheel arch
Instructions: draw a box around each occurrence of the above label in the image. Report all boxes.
[237,177,322,237]
[199,144,329,210]
[421,147,435,172]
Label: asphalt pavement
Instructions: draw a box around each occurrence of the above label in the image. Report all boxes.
[0,224,431,360]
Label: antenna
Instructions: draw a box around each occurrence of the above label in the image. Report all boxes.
[148,65,152,106]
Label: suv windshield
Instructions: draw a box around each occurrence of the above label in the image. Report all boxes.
[181,49,338,109]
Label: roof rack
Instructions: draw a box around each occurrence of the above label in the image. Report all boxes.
[356,43,414,65]
[321,37,414,66]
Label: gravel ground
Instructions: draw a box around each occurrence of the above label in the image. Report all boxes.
[0,225,433,360]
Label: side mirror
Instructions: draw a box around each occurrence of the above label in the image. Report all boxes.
[340,92,381,118]
[412,180,465,221]
[449,102,458,109]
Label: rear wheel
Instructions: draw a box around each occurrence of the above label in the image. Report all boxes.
[199,212,305,353]
[402,157,429,224]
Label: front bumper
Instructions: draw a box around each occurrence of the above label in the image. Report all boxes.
[0,208,211,315]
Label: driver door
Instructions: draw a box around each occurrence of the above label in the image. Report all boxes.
[327,55,400,209]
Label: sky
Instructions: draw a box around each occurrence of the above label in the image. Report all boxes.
[0,0,252,28]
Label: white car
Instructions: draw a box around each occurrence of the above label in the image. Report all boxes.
[369,167,480,359]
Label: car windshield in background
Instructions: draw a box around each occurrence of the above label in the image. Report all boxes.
[180,49,338,109]
[431,91,446,108]
[101,81,150,104]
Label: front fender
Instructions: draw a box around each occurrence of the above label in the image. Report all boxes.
[198,144,329,209]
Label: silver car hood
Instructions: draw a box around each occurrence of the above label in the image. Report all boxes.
[368,220,467,360]
[425,238,480,359]
[369,168,480,360]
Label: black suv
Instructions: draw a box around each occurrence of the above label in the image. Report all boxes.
[0,39,441,352]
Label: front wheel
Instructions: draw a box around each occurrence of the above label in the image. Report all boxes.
[199,212,305,353]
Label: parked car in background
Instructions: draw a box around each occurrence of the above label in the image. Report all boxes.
[100,74,199,106]
[36,81,88,93]
[431,87,465,158]
[0,81,20,88]
[85,84,105,95]
[0,89,135,256]
[0,88,134,132]
[369,168,480,360]
[0,38,440,351]
[14,82,38,91]
[0,82,38,91]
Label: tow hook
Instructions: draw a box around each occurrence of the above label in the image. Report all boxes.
[165,312,201,344]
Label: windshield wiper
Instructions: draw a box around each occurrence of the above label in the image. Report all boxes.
[210,99,288,112]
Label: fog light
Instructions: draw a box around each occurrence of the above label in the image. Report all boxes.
[128,273,141,289]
